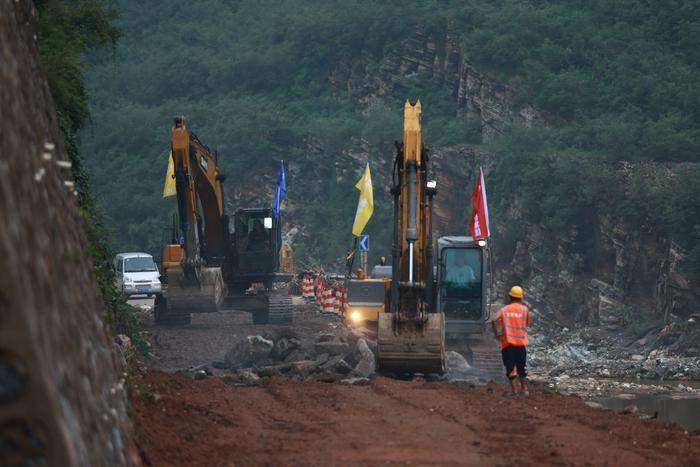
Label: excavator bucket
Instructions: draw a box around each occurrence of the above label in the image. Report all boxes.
[377,312,445,373]
[156,267,225,325]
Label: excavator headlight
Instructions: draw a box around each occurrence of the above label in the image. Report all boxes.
[477,239,487,247]
[426,180,437,189]
[350,310,362,322]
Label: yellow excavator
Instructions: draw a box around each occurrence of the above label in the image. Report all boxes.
[377,101,495,375]
[154,116,293,325]
[377,100,445,372]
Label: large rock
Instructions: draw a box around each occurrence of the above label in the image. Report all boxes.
[238,369,263,386]
[271,337,301,361]
[314,340,350,357]
[224,335,275,369]
[353,338,376,378]
[446,351,471,373]
[321,355,353,375]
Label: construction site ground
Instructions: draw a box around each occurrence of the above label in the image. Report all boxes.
[131,298,700,466]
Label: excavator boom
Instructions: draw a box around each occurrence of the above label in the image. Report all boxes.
[377,101,445,373]
[156,117,226,324]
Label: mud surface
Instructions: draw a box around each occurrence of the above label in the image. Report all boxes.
[133,371,700,466]
[133,301,700,465]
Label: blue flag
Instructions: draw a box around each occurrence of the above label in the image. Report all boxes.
[272,160,286,218]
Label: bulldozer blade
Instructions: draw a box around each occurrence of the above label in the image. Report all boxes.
[377,312,445,374]
[166,267,225,315]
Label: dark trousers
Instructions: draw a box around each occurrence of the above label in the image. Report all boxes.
[501,345,527,379]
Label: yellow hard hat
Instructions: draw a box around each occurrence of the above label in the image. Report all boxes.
[508,285,524,299]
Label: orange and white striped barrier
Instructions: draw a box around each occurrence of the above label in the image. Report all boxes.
[302,275,314,299]
[315,277,323,305]
[333,287,342,315]
[322,287,335,313]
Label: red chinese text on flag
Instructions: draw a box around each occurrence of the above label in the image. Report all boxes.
[469,167,490,240]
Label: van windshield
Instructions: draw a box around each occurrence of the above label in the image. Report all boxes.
[124,257,157,272]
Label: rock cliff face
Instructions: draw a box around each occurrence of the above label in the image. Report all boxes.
[326,24,700,326]
[329,23,543,142]
[0,3,131,465]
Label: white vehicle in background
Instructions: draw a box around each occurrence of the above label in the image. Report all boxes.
[114,252,162,297]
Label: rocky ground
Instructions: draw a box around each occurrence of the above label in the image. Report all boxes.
[126,297,700,465]
[526,310,700,401]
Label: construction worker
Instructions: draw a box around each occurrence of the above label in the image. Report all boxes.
[492,285,530,396]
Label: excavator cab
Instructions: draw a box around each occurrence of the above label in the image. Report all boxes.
[437,237,489,334]
[224,207,294,324]
[232,208,281,283]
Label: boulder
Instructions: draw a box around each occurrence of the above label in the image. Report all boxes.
[271,337,301,361]
[446,351,471,373]
[353,338,376,378]
[314,353,331,366]
[314,341,350,357]
[224,335,274,369]
[290,360,319,378]
[238,369,262,386]
[321,355,353,375]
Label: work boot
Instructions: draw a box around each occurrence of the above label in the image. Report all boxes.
[519,390,529,397]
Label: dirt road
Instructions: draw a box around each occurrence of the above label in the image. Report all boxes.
[131,301,700,466]
[133,371,700,466]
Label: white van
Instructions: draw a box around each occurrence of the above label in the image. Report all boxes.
[114,252,162,297]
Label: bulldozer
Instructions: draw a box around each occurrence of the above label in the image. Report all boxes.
[377,101,494,374]
[154,116,293,325]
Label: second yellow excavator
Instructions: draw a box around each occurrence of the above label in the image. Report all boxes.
[377,101,494,374]
[154,116,293,325]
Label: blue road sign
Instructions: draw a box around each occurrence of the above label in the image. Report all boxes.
[358,234,370,252]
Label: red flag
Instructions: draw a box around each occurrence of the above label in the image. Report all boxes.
[469,167,490,240]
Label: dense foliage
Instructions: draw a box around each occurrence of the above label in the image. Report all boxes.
[80,0,700,278]
[448,0,700,277]
[37,0,144,344]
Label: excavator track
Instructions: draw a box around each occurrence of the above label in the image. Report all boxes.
[267,294,294,324]
[252,293,293,325]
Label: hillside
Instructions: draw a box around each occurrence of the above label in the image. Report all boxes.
[81,0,700,324]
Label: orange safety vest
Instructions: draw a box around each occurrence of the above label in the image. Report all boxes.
[497,303,529,349]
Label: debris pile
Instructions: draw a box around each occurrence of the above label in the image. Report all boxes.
[206,326,488,386]
[529,321,700,381]
[217,327,377,385]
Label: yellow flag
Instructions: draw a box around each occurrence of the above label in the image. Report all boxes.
[162,151,176,198]
[352,163,373,236]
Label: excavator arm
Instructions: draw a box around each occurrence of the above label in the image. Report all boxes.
[155,117,227,324]
[378,101,445,373]
[171,116,227,268]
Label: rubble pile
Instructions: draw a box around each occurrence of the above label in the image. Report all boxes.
[217,327,378,385]
[202,326,489,386]
[529,321,700,381]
